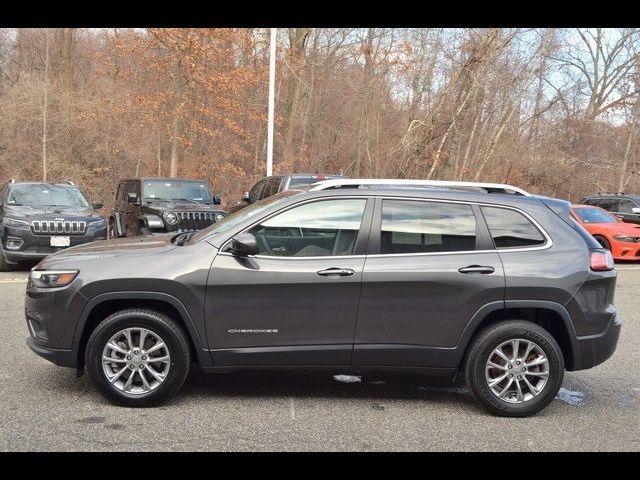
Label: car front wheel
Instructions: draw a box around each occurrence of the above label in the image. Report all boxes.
[464,320,564,417]
[85,309,191,407]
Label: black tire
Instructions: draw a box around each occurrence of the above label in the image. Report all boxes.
[464,320,564,417]
[85,309,191,407]
[593,235,611,251]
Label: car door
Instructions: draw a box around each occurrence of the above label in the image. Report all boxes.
[205,196,373,367]
[121,182,140,236]
[352,197,505,368]
[616,198,640,224]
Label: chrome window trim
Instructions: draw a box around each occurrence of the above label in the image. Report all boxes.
[216,194,553,259]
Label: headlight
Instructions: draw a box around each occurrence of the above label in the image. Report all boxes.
[3,217,29,227]
[215,213,226,222]
[164,213,178,225]
[613,234,640,243]
[88,218,106,227]
[29,269,79,288]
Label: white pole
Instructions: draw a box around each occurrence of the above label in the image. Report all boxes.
[266,28,277,177]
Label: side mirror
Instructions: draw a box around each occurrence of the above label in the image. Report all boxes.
[92,202,103,210]
[213,195,222,205]
[242,191,250,202]
[228,232,259,257]
[632,207,640,214]
[127,192,139,204]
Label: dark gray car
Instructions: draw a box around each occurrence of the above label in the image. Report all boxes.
[25,186,620,416]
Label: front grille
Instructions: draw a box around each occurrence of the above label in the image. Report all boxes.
[175,212,216,230]
[31,220,87,235]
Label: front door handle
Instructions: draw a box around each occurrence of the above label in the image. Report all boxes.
[458,265,495,275]
[317,268,355,277]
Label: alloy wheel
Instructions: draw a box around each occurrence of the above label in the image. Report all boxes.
[485,338,549,404]
[101,327,171,395]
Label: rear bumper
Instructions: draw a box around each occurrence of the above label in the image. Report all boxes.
[571,313,622,371]
[26,337,77,368]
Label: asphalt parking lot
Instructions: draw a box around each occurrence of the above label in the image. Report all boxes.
[1,266,639,451]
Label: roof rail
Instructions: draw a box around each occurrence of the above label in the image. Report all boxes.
[308,179,531,196]
[57,180,75,186]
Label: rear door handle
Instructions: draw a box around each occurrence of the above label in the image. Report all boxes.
[317,268,355,277]
[458,265,495,274]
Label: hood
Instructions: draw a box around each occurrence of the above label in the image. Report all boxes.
[37,233,177,268]
[3,205,101,222]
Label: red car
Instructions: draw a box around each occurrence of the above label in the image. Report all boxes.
[571,204,640,261]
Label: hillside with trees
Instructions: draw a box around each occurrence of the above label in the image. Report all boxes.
[0,28,639,209]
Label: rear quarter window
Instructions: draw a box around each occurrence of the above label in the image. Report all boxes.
[481,206,546,249]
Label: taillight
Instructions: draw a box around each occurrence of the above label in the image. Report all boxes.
[590,250,615,271]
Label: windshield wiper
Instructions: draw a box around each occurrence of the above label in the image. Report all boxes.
[144,197,170,202]
[173,198,204,205]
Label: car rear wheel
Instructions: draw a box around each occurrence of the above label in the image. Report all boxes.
[464,320,564,417]
[85,309,191,407]
[593,235,611,251]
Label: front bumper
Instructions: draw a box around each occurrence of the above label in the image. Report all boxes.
[571,313,622,370]
[26,337,77,368]
[2,224,106,263]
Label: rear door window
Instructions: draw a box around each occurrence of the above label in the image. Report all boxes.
[481,207,546,249]
[380,200,477,254]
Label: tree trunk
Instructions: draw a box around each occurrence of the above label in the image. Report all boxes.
[618,97,640,191]
[41,31,50,182]
[283,28,311,171]
[169,57,183,178]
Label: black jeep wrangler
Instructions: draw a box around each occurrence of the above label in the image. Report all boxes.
[110,178,227,237]
[0,180,106,271]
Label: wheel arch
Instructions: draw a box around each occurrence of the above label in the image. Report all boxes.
[453,300,580,371]
[74,292,211,369]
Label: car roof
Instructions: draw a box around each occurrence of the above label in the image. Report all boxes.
[5,181,77,187]
[282,186,559,210]
[582,193,640,200]
[257,173,346,180]
[120,177,209,183]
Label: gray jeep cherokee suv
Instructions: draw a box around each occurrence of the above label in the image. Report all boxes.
[25,185,620,416]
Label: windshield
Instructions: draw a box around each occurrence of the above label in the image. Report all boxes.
[142,180,212,204]
[574,207,617,224]
[6,184,90,208]
[189,191,297,244]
